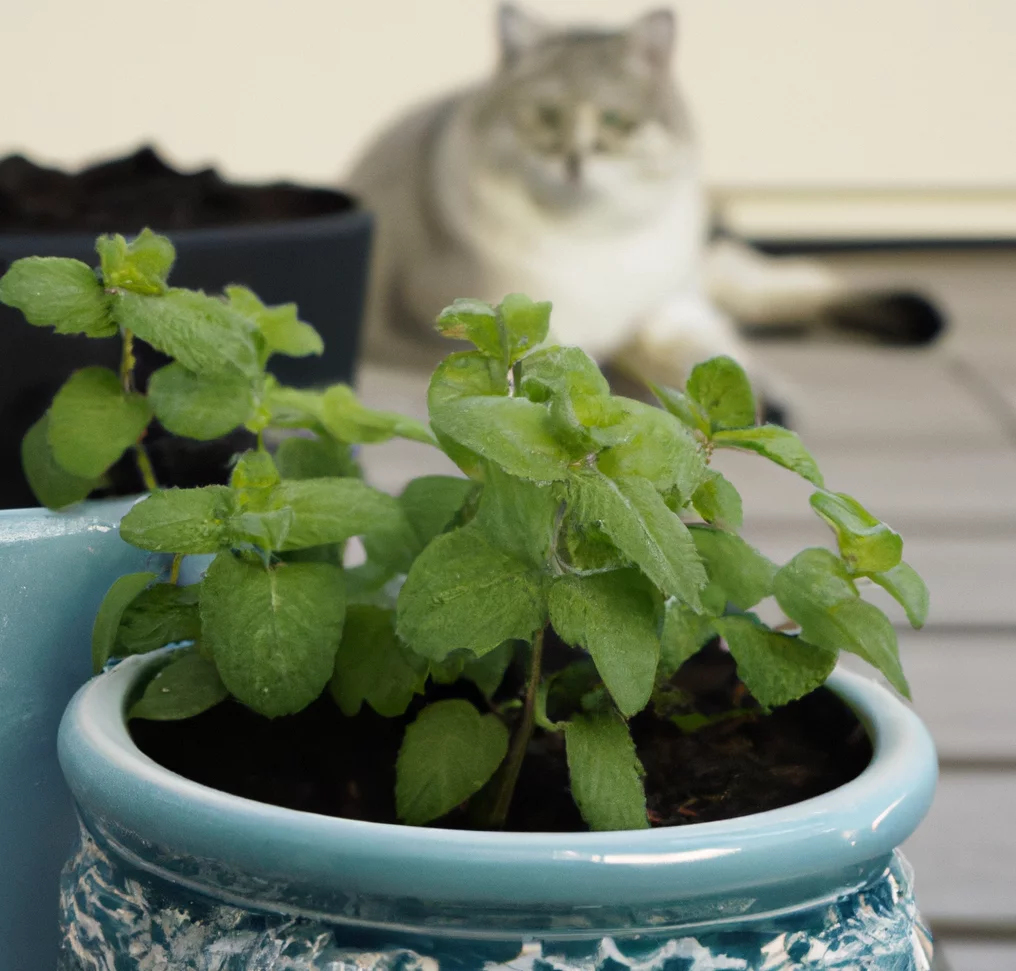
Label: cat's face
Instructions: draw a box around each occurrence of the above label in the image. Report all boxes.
[470,6,693,214]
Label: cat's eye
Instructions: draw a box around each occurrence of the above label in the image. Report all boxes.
[537,104,563,128]
[601,109,635,133]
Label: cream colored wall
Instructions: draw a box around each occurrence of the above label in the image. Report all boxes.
[3,0,1016,233]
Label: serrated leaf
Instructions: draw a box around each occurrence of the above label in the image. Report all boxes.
[274,435,360,480]
[148,362,255,440]
[549,571,660,717]
[92,572,158,673]
[231,507,295,551]
[129,649,227,721]
[330,605,427,717]
[396,699,509,824]
[0,256,114,336]
[435,298,503,359]
[570,471,706,609]
[115,582,201,657]
[399,475,477,547]
[659,601,715,679]
[201,553,345,717]
[774,548,910,698]
[691,470,743,531]
[428,352,572,482]
[230,449,281,506]
[713,615,837,709]
[810,490,903,574]
[650,382,711,436]
[688,525,776,610]
[713,425,824,487]
[499,293,551,363]
[120,486,236,553]
[322,384,435,445]
[565,711,648,831]
[112,289,260,378]
[869,561,930,629]
[268,478,404,551]
[597,398,707,498]
[48,367,152,477]
[97,229,176,295]
[225,285,323,359]
[21,414,102,509]
[686,356,756,430]
[397,525,547,661]
[472,463,559,567]
[461,641,515,697]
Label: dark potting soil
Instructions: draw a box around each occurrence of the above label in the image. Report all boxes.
[0,146,352,233]
[131,641,872,832]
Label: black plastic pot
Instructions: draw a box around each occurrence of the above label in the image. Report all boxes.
[0,210,373,509]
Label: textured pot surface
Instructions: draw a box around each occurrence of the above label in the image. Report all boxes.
[0,211,372,508]
[0,500,166,971]
[58,651,938,970]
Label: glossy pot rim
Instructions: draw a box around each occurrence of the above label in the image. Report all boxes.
[59,646,937,913]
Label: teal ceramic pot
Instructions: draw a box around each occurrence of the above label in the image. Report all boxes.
[0,500,168,971]
[58,650,938,970]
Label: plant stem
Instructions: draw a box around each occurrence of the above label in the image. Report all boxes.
[487,627,544,829]
[169,553,183,585]
[120,330,136,393]
[135,444,158,493]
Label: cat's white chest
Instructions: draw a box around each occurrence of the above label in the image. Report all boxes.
[450,170,705,357]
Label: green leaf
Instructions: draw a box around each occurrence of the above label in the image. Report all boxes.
[428,352,572,482]
[774,548,910,698]
[129,649,228,721]
[225,285,323,359]
[112,289,260,378]
[0,256,114,337]
[570,471,707,609]
[519,346,622,453]
[115,582,201,657]
[597,398,707,498]
[499,293,551,363]
[565,711,648,831]
[399,475,477,548]
[147,362,255,440]
[461,641,515,697]
[472,463,560,567]
[120,486,236,554]
[549,571,660,717]
[97,229,176,295]
[321,384,435,445]
[397,525,547,661]
[274,434,360,480]
[810,490,903,574]
[650,382,711,436]
[21,414,102,509]
[396,699,509,824]
[659,601,715,679]
[686,356,756,430]
[92,572,158,673]
[201,553,345,717]
[48,367,152,478]
[869,561,930,629]
[264,384,326,428]
[230,449,281,507]
[713,615,837,709]
[713,425,824,487]
[330,605,428,717]
[231,508,295,551]
[268,478,405,551]
[435,298,503,360]
[691,470,743,531]
[688,526,777,610]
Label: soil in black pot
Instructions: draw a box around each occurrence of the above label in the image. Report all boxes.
[131,640,872,832]
[0,146,352,232]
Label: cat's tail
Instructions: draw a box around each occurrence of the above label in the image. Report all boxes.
[704,236,946,345]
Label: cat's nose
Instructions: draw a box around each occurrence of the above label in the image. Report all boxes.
[564,151,582,182]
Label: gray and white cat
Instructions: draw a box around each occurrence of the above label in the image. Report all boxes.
[348,4,941,394]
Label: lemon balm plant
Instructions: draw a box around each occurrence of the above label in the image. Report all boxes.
[0,230,929,834]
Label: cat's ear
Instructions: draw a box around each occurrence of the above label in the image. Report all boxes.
[498,3,550,65]
[628,8,676,70]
